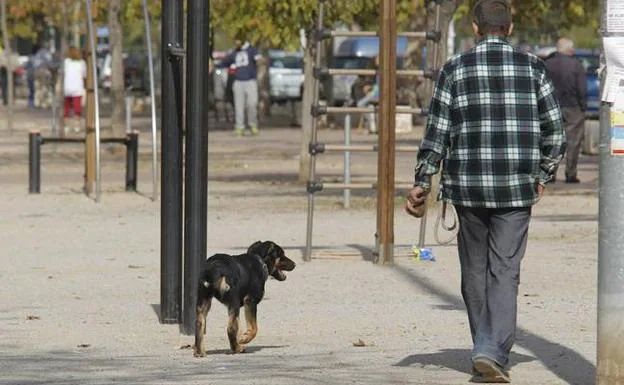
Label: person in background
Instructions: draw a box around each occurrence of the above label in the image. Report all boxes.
[352,55,380,134]
[62,47,87,133]
[24,44,40,109]
[0,44,7,106]
[405,0,565,382]
[34,42,54,109]
[545,37,587,183]
[0,64,7,106]
[221,34,262,136]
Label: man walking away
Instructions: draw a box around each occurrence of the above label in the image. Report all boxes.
[405,0,566,382]
[222,34,262,136]
[545,37,587,183]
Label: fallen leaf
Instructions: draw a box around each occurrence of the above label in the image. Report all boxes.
[25,315,40,320]
[352,339,367,347]
[179,344,192,350]
[77,344,91,348]
[523,293,539,297]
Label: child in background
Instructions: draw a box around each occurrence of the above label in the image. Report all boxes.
[63,47,87,133]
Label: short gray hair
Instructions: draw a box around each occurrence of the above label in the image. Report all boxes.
[557,38,574,54]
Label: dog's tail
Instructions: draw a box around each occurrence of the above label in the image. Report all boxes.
[202,276,230,295]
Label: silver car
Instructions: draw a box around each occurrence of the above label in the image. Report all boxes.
[268,50,304,104]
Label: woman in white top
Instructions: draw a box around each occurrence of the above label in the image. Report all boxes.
[63,47,86,130]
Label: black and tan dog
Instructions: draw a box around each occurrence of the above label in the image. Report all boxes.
[193,241,296,357]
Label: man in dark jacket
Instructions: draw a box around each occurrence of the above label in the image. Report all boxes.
[221,34,262,137]
[545,37,587,183]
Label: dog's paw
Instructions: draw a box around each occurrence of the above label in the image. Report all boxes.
[193,348,206,358]
[239,334,252,344]
[229,344,246,354]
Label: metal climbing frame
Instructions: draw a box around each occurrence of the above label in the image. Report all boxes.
[304,0,443,263]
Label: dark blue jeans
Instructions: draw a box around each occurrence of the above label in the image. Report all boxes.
[28,77,35,107]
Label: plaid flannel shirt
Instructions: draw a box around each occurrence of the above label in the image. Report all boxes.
[414,36,566,208]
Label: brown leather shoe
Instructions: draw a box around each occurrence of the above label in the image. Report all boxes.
[471,356,510,383]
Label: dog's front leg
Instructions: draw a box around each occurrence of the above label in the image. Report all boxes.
[227,306,245,353]
[193,297,212,357]
[239,297,258,344]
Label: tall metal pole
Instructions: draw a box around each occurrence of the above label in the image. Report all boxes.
[597,0,624,382]
[343,114,351,208]
[142,0,159,202]
[86,0,102,203]
[160,0,184,325]
[376,0,397,265]
[85,29,96,196]
[417,1,442,250]
[303,0,325,262]
[182,0,209,336]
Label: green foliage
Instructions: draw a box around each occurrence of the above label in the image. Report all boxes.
[3,0,159,48]
[121,0,161,50]
[454,0,600,47]
[210,0,420,51]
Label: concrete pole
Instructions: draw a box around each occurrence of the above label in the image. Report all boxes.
[597,0,624,383]
[376,0,397,265]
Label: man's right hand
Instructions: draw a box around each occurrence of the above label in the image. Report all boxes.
[405,186,429,218]
[536,183,545,202]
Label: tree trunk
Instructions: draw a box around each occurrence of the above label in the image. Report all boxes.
[256,58,270,119]
[298,41,316,182]
[109,0,125,137]
[1,0,13,135]
[255,40,271,119]
[72,1,82,48]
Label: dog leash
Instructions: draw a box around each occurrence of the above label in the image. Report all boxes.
[433,193,459,246]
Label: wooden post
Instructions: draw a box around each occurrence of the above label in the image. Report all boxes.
[84,7,96,195]
[376,0,397,265]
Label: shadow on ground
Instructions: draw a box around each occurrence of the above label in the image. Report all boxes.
[395,348,535,374]
[391,264,596,385]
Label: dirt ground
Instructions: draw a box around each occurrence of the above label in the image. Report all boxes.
[0,104,598,384]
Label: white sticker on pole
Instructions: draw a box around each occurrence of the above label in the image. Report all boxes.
[610,109,624,155]
[607,2,624,33]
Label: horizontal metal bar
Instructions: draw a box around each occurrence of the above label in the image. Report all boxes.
[326,31,427,38]
[316,29,442,42]
[101,138,130,144]
[41,137,130,145]
[41,137,85,144]
[321,182,415,190]
[323,144,419,153]
[323,68,426,77]
[323,106,425,115]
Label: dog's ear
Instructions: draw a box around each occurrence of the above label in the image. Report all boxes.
[247,241,263,254]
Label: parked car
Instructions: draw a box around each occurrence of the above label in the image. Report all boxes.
[323,36,409,106]
[268,50,304,105]
[211,51,230,102]
[536,46,600,119]
[99,52,150,95]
